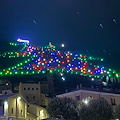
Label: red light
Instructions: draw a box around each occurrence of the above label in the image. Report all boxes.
[23,52,26,55]
[83,65,86,68]
[58,64,60,67]
[62,61,65,64]
[95,67,98,70]
[90,72,93,75]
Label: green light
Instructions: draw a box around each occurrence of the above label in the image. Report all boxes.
[25,61,27,63]
[20,63,23,65]
[101,58,104,61]
[67,70,69,73]
[10,72,12,75]
[26,71,29,74]
[108,74,112,77]
[21,72,23,74]
[32,71,35,74]
[97,66,99,68]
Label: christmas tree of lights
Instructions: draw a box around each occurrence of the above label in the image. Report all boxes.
[0,39,119,84]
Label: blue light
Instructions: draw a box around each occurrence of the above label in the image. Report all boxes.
[75,54,78,57]
[78,62,81,64]
[98,70,100,73]
[35,60,38,63]
[52,52,55,55]
[95,71,98,73]
[47,64,50,67]
[29,68,32,70]
[66,65,69,68]
[34,53,36,55]
[78,66,81,68]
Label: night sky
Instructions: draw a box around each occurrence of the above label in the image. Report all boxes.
[0,0,120,70]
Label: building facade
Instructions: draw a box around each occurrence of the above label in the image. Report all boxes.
[0,92,27,120]
[0,90,49,120]
[57,89,120,106]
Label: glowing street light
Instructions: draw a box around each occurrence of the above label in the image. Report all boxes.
[84,99,88,104]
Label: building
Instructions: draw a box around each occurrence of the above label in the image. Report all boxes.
[0,90,28,120]
[0,90,49,120]
[19,82,48,106]
[27,104,48,120]
[57,88,120,106]
[0,79,12,94]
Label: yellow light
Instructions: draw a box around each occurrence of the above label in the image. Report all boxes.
[83,68,86,71]
[67,60,70,62]
[75,67,78,70]
[67,56,69,59]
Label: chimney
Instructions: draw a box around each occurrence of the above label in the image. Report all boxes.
[77,85,79,89]
[65,89,68,93]
[80,84,82,88]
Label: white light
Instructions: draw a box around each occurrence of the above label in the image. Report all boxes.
[61,44,65,47]
[6,83,9,86]
[91,78,94,81]
[40,110,44,117]
[62,77,65,81]
[17,38,29,43]
[88,69,91,72]
[60,73,63,76]
[17,97,21,102]
[4,101,8,106]
[84,99,88,104]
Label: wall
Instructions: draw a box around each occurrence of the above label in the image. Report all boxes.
[57,89,120,106]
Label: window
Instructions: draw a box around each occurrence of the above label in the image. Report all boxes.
[21,110,23,116]
[32,88,34,90]
[26,96,29,102]
[28,88,30,90]
[11,108,13,114]
[24,88,26,90]
[76,95,80,101]
[33,96,35,101]
[111,98,116,105]
[36,88,38,90]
